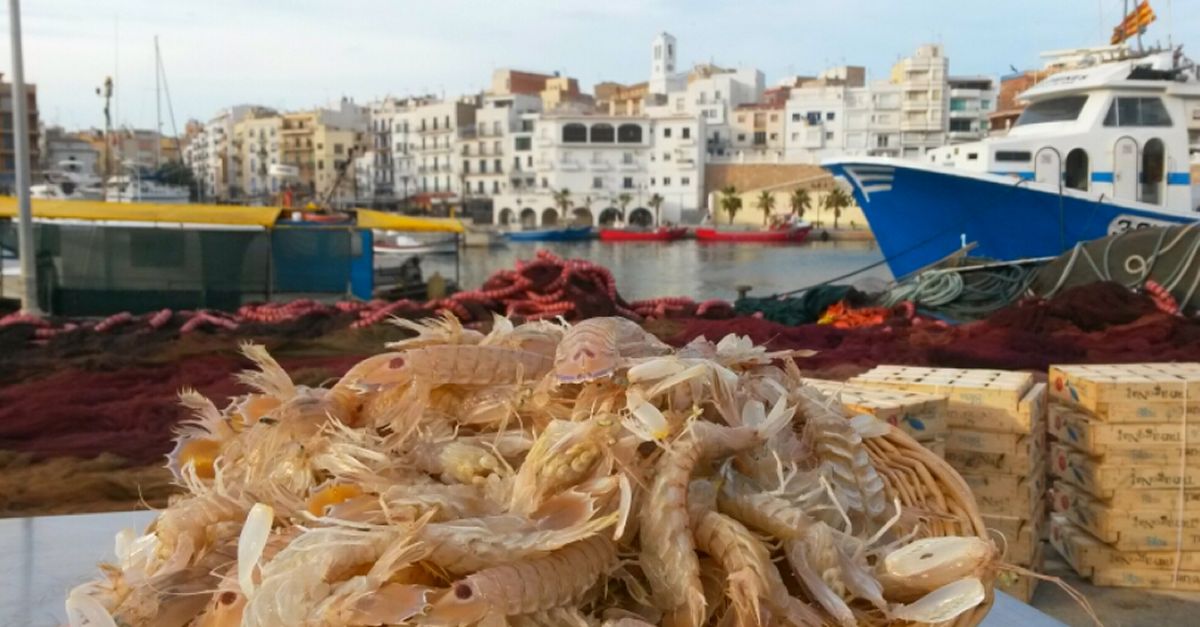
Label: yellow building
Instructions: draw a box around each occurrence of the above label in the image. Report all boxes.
[312,124,367,205]
[281,111,319,196]
[232,110,282,201]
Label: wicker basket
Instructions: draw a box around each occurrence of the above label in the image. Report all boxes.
[863,425,997,627]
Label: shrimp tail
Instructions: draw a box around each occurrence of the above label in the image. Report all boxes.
[235,343,296,399]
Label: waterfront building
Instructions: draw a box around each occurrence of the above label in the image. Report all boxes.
[947,76,997,142]
[490,111,704,228]
[232,110,281,203]
[0,72,40,192]
[189,104,259,201]
[462,93,542,212]
[397,96,478,213]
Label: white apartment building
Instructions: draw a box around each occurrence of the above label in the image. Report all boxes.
[462,94,542,201]
[233,111,282,201]
[780,44,990,163]
[400,97,478,210]
[41,127,99,174]
[947,76,996,142]
[491,113,704,228]
[187,104,257,201]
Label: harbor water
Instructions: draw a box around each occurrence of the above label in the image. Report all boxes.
[423,240,891,301]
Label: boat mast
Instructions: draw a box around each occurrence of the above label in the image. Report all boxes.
[155,35,161,169]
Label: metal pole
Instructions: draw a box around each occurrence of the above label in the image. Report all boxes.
[154,35,162,169]
[8,0,41,315]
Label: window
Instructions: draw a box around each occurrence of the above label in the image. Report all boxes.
[949,98,968,112]
[515,137,531,151]
[432,118,438,130]
[334,143,344,154]
[493,181,500,194]
[714,90,721,100]
[444,115,450,127]
[527,155,533,167]
[479,160,487,173]
[316,143,324,150]
[318,160,324,170]
[1014,95,1088,126]
[664,127,672,138]
[622,152,635,164]
[791,132,799,141]
[949,119,973,132]
[824,132,833,140]
[663,152,671,161]
[826,112,836,121]
[663,177,671,186]
[737,134,746,142]
[967,152,978,160]
[876,135,889,148]
[493,121,502,135]
[682,127,690,139]
[770,114,778,122]
[1104,97,1172,127]
[737,115,746,123]
[463,160,470,173]
[995,150,1032,162]
[769,133,778,140]
[593,177,603,189]
[753,132,766,145]
[563,123,588,143]
[477,181,484,193]
[681,177,690,186]
[791,113,801,122]
[541,177,548,188]
[590,123,615,143]
[617,124,643,143]
[1064,148,1089,191]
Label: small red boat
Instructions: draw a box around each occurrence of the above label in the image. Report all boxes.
[599,226,689,242]
[694,224,812,243]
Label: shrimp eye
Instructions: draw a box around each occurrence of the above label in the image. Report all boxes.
[219,591,238,605]
[454,583,474,600]
[389,357,406,369]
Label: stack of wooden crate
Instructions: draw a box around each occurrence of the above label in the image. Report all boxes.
[801,378,948,455]
[849,365,1048,601]
[1046,363,1200,590]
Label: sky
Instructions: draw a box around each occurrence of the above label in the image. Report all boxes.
[3,0,1198,132]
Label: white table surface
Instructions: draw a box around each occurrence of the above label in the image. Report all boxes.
[1,510,1064,626]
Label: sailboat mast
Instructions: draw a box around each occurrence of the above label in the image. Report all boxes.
[155,35,162,168]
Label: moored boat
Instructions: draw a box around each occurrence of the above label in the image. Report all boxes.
[694,224,812,243]
[504,226,594,242]
[825,44,1200,279]
[599,226,688,242]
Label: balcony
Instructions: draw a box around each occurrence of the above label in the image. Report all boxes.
[618,161,640,172]
[590,159,611,172]
[535,160,554,172]
[558,160,582,172]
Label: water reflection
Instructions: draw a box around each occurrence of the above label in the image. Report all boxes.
[422,240,891,301]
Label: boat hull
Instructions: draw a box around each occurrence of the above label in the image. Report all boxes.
[694,226,811,243]
[599,227,688,242]
[824,159,1199,278]
[504,227,594,242]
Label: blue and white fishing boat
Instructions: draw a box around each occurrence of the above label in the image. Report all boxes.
[825,45,1200,278]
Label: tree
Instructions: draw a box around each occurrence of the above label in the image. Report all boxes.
[552,188,572,216]
[617,193,633,221]
[719,185,742,225]
[648,193,665,226]
[155,160,198,201]
[789,187,811,220]
[755,190,775,226]
[824,188,852,229]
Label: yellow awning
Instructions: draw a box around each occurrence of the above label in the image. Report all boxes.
[355,208,464,233]
[0,197,282,228]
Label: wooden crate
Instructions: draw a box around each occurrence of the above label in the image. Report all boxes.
[801,378,948,442]
[1051,480,1200,551]
[983,504,1045,565]
[945,424,1046,474]
[850,365,1032,410]
[1049,478,1200,511]
[1048,363,1200,423]
[994,543,1044,603]
[1051,514,1200,577]
[961,462,1047,516]
[1047,402,1200,464]
[1050,442,1200,500]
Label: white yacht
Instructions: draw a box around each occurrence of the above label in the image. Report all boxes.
[103,175,191,204]
[825,44,1200,278]
[30,160,105,201]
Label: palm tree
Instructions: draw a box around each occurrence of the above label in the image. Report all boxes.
[719,185,742,225]
[756,190,775,226]
[824,188,852,229]
[648,193,665,226]
[552,188,572,217]
[617,192,633,222]
[789,187,811,220]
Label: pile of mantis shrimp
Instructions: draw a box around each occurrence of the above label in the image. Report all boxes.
[67,315,998,627]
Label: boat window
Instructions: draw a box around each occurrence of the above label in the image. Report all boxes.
[995,151,1032,162]
[1014,96,1088,126]
[1140,138,1165,205]
[1102,97,1172,127]
[1064,148,1089,191]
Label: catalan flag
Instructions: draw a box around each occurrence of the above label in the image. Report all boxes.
[1111,0,1156,44]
